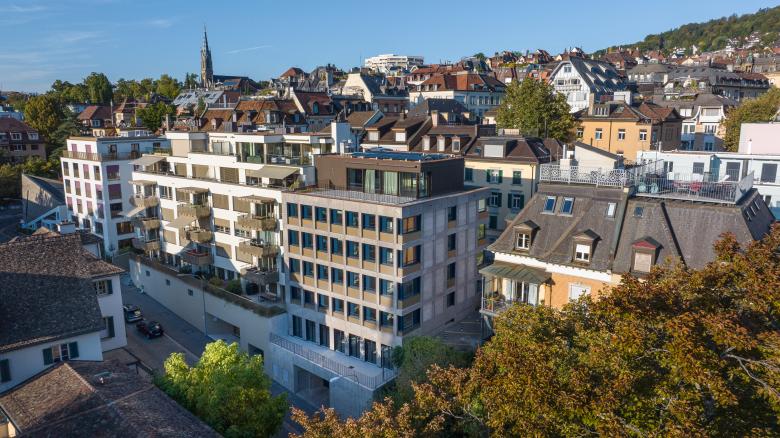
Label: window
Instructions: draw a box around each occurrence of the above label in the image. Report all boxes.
[477,223,487,240]
[43,342,79,365]
[319,324,330,348]
[401,215,420,233]
[362,244,376,262]
[574,243,591,262]
[569,284,590,301]
[287,203,298,218]
[101,316,115,339]
[289,258,300,274]
[334,329,345,353]
[560,197,574,215]
[402,245,420,266]
[364,339,377,364]
[379,246,394,265]
[330,238,343,255]
[347,302,360,318]
[315,207,327,222]
[330,209,342,225]
[617,129,626,140]
[576,127,583,139]
[347,271,360,288]
[288,230,300,246]
[512,171,522,185]
[633,251,654,273]
[486,169,502,184]
[761,163,777,183]
[165,279,171,286]
[28,132,39,140]
[348,334,361,358]
[478,198,487,213]
[543,196,556,213]
[317,264,328,280]
[380,279,394,296]
[331,267,344,284]
[447,233,456,251]
[601,202,615,218]
[634,206,644,217]
[447,292,455,307]
[302,261,314,277]
[692,162,705,175]
[379,216,394,233]
[398,277,421,299]
[488,191,502,207]
[0,359,9,383]
[364,307,377,322]
[595,129,603,140]
[10,132,21,141]
[304,290,315,305]
[399,308,421,333]
[516,233,530,250]
[447,262,456,280]
[563,65,572,73]
[464,167,473,181]
[346,240,359,258]
[300,205,312,220]
[362,214,376,230]
[301,232,313,249]
[447,206,457,222]
[332,298,345,314]
[316,235,328,252]
[305,320,316,342]
[489,215,498,229]
[292,316,302,337]
[93,279,113,296]
[509,193,524,210]
[346,211,359,227]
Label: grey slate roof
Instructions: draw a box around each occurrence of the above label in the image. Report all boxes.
[490,183,773,275]
[0,233,123,353]
[0,360,220,437]
[21,174,65,224]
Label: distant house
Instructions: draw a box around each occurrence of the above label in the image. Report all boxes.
[408,71,506,116]
[20,174,69,231]
[549,58,626,113]
[0,233,126,393]
[653,93,737,151]
[77,105,113,130]
[0,360,219,437]
[0,118,46,163]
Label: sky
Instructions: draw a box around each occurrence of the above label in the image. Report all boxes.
[0,0,777,92]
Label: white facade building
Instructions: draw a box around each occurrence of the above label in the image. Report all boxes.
[364,54,424,74]
[549,58,626,113]
[60,135,170,256]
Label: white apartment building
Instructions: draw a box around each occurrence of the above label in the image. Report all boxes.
[61,134,170,256]
[270,152,489,417]
[549,58,626,113]
[364,54,424,74]
[408,72,506,116]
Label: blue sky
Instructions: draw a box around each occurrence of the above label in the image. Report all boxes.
[0,0,776,92]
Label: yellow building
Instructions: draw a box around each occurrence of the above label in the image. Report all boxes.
[574,101,682,162]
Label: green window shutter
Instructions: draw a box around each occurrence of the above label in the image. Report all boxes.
[507,193,513,206]
[496,193,502,207]
[498,170,503,183]
[519,194,525,209]
[43,348,53,365]
[69,342,79,359]
[107,316,115,338]
[485,169,491,182]
[107,279,113,295]
[0,359,10,383]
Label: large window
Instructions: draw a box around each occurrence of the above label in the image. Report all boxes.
[402,245,420,266]
[379,216,394,233]
[330,209,342,225]
[347,271,360,288]
[334,329,345,353]
[300,205,312,220]
[401,215,420,233]
[398,277,421,299]
[362,244,376,262]
[379,247,394,265]
[761,163,777,183]
[43,342,79,365]
[330,238,343,255]
[301,232,313,249]
[287,203,298,218]
[362,214,376,230]
[331,268,344,284]
[346,240,359,258]
[346,211,359,227]
[316,235,328,252]
[315,207,327,222]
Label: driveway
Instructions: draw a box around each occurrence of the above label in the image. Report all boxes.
[119,274,316,436]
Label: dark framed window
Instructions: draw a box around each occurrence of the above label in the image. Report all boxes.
[362,275,376,292]
[448,206,457,221]
[379,216,394,233]
[347,271,360,288]
[346,211,359,227]
[288,230,299,246]
[315,207,327,222]
[292,316,302,337]
[316,235,328,252]
[330,238,343,254]
[346,240,359,258]
[302,261,314,277]
[300,205,313,220]
[379,247,394,265]
[331,267,344,284]
[301,232,313,249]
[287,203,298,218]
[448,233,456,251]
[330,209,343,225]
[332,298,344,314]
[334,329,345,353]
[362,214,376,230]
[362,243,376,262]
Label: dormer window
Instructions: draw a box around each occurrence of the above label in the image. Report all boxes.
[543,196,556,213]
[10,132,21,141]
[422,136,431,150]
[559,197,574,215]
[574,244,591,262]
[368,131,379,141]
[437,136,445,151]
[572,230,599,264]
[452,137,461,152]
[395,132,406,142]
[28,132,38,140]
[516,233,530,250]
[513,220,538,251]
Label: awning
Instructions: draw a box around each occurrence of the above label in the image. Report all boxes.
[177,186,209,194]
[246,165,298,180]
[166,215,196,229]
[238,194,275,203]
[479,263,550,284]
[129,179,156,186]
[130,155,165,166]
[119,205,145,218]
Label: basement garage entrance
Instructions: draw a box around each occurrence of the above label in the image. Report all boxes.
[294,366,329,409]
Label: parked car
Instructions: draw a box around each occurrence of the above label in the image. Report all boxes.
[136,320,164,339]
[123,304,143,323]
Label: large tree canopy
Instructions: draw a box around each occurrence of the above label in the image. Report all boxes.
[23,94,63,142]
[137,102,176,132]
[496,78,574,142]
[293,226,780,437]
[157,341,287,438]
[83,72,113,104]
[723,87,780,151]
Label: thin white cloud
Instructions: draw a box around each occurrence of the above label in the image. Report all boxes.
[146,18,174,28]
[226,45,272,55]
[0,4,48,13]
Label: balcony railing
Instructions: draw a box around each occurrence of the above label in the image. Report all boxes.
[177,203,211,218]
[239,240,280,258]
[132,237,160,252]
[61,150,142,161]
[181,248,213,266]
[270,333,395,390]
[242,266,280,286]
[296,184,419,205]
[236,214,277,231]
[186,228,213,243]
[133,216,161,229]
[481,296,513,315]
[130,194,159,208]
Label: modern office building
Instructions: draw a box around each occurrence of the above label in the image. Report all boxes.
[269,151,489,416]
[60,134,170,256]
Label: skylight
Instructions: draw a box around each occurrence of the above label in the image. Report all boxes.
[560,197,574,215]
[543,196,556,213]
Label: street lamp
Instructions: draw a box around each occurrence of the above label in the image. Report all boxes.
[177,272,209,339]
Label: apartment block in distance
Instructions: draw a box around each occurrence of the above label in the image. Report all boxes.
[270,151,489,417]
[61,134,170,256]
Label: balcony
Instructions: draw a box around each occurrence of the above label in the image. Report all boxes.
[181,248,213,266]
[61,150,141,161]
[186,228,213,243]
[133,216,161,230]
[236,214,277,231]
[130,195,159,208]
[242,266,280,286]
[238,240,280,258]
[177,203,211,218]
[132,238,160,252]
[480,295,513,316]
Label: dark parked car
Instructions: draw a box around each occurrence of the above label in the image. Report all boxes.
[123,304,143,323]
[136,320,164,339]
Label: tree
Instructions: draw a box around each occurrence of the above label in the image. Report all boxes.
[196,96,206,115]
[723,88,780,151]
[0,164,21,198]
[387,337,471,405]
[136,102,176,132]
[183,72,199,90]
[294,227,780,437]
[496,78,575,142]
[83,72,113,104]
[156,341,287,438]
[49,110,82,150]
[23,94,63,142]
[156,74,182,100]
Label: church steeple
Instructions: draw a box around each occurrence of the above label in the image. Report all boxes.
[200,25,213,88]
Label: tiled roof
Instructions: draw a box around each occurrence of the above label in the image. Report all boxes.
[280,67,305,78]
[0,233,122,353]
[77,105,112,121]
[418,72,505,92]
[0,360,220,437]
[464,135,556,163]
[0,117,37,133]
[407,98,469,117]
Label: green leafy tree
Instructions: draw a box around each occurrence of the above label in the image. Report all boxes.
[473,52,486,61]
[83,72,113,104]
[0,164,21,198]
[156,74,182,100]
[157,341,287,438]
[23,94,63,142]
[496,77,574,141]
[49,110,82,151]
[183,72,199,89]
[136,102,176,132]
[294,227,780,437]
[723,87,780,151]
[196,96,206,115]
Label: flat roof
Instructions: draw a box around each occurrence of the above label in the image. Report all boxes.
[349,150,452,161]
